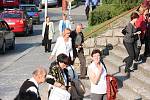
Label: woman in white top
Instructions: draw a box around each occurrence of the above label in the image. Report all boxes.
[88,49,107,100]
[49,28,73,62]
[59,14,71,36]
[42,16,55,52]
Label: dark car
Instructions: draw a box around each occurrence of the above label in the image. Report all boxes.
[19,4,41,24]
[1,9,33,36]
[0,19,15,54]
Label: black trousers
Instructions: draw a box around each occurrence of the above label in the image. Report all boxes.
[144,36,150,56]
[123,41,140,69]
[44,39,52,52]
[85,5,90,20]
[85,5,97,20]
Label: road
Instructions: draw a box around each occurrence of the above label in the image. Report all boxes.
[0,5,89,100]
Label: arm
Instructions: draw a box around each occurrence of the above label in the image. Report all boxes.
[52,22,55,34]
[88,64,102,85]
[59,20,62,33]
[52,38,60,56]
[49,37,60,60]
[48,63,66,89]
[42,22,45,38]
[68,21,71,30]
[126,23,135,38]
[69,38,74,60]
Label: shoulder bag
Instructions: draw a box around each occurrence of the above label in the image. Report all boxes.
[49,86,70,100]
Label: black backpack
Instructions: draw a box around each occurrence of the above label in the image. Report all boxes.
[122,26,127,35]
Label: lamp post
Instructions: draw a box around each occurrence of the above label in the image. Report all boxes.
[45,0,48,21]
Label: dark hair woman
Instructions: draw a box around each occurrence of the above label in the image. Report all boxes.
[46,53,71,99]
[123,12,141,73]
[88,49,107,100]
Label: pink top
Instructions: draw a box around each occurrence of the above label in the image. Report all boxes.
[135,15,147,39]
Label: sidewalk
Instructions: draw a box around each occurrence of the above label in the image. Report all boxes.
[0,5,90,100]
[39,5,90,100]
[34,5,90,100]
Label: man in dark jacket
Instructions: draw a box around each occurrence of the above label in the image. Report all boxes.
[14,66,47,100]
[70,24,87,79]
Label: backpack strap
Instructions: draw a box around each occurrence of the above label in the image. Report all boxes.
[100,59,107,72]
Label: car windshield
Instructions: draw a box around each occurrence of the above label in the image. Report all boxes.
[3,13,22,18]
[20,6,38,12]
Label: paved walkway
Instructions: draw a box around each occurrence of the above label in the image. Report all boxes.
[0,4,90,100]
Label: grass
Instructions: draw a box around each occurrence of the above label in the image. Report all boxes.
[83,6,138,40]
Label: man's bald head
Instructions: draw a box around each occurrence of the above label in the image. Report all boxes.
[32,66,47,84]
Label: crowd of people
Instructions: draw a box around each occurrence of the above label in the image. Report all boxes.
[14,10,109,99]
[123,0,150,73]
[14,0,150,100]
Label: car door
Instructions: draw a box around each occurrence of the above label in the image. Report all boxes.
[0,21,4,49]
[2,21,14,46]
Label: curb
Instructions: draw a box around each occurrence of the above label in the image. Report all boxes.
[0,43,41,72]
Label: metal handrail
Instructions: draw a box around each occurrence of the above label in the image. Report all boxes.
[84,6,139,39]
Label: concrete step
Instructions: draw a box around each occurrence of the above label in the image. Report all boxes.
[106,51,150,91]
[117,88,141,100]
[110,44,150,77]
[104,55,150,99]
[104,58,141,100]
[104,46,150,99]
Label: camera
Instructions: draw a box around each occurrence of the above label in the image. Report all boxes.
[146,13,150,17]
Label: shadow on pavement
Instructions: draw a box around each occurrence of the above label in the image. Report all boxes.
[0,43,40,56]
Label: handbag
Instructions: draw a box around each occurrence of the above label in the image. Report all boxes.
[42,39,45,46]
[121,26,127,35]
[101,61,118,100]
[49,86,70,100]
[106,74,118,100]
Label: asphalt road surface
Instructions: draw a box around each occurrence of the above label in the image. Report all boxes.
[0,5,89,100]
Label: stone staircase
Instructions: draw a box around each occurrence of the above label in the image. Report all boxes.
[74,21,150,100]
[104,43,150,100]
[73,8,150,99]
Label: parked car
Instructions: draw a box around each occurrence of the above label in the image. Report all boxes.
[0,9,33,36]
[0,19,15,54]
[19,4,41,24]
[39,0,57,9]
[0,0,19,9]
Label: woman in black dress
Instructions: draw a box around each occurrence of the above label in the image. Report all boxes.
[42,16,55,52]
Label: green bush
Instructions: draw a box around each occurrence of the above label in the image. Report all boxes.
[71,0,79,6]
[88,0,142,26]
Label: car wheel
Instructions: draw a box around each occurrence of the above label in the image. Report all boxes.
[24,28,29,36]
[10,37,15,50]
[29,29,33,34]
[1,41,6,54]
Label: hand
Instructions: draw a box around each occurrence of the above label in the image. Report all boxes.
[134,31,141,35]
[78,46,82,49]
[60,85,66,90]
[49,55,53,60]
[54,82,66,90]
